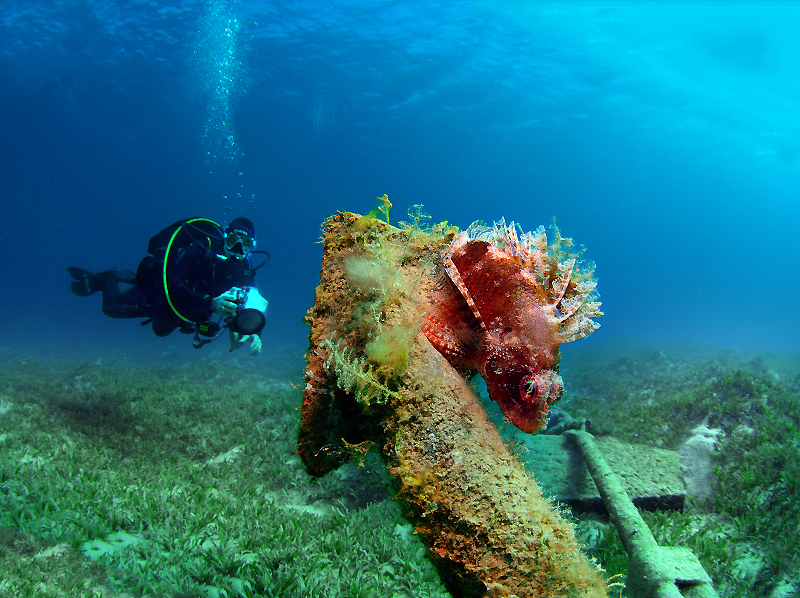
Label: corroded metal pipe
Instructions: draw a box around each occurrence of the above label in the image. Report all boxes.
[299,211,609,597]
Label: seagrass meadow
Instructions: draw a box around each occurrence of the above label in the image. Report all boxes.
[0,347,448,598]
[1,340,799,597]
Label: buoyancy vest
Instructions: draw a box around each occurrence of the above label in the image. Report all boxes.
[143,217,223,324]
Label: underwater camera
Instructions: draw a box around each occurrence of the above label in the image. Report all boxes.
[192,286,267,349]
[228,286,268,335]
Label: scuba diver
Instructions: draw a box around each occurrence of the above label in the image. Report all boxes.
[69,217,269,356]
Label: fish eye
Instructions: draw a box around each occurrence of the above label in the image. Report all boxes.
[520,375,537,399]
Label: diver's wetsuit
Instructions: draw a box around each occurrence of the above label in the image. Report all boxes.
[102,239,255,337]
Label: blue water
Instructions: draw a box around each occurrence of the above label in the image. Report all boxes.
[2,0,799,360]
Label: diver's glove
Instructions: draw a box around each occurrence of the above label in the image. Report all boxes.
[229,329,262,356]
[211,290,238,316]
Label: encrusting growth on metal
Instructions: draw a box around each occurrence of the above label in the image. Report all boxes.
[299,205,611,597]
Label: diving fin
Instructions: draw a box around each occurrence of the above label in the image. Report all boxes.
[68,267,97,296]
[68,267,121,296]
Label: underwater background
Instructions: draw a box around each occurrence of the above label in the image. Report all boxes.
[2,0,799,358]
[2,2,800,597]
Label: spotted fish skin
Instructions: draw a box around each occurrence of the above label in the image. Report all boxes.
[423,220,601,434]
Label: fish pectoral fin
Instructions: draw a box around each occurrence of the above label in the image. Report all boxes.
[445,255,487,331]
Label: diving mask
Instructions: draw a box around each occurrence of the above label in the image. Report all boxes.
[224,229,256,257]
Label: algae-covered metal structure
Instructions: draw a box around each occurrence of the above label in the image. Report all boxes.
[299,200,610,597]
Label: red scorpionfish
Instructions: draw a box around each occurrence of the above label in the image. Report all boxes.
[424,218,602,434]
